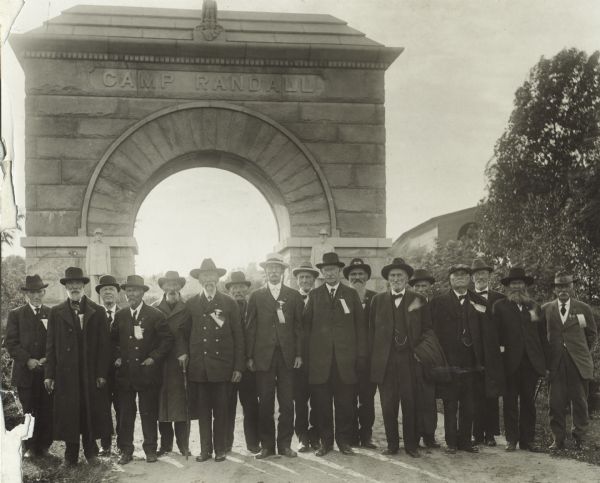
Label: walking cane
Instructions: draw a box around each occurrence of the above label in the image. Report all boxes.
[182,364,190,461]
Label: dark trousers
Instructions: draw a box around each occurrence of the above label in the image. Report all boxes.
[118,387,159,456]
[311,357,356,449]
[294,366,318,446]
[237,369,260,450]
[101,366,119,450]
[352,364,377,445]
[65,395,98,463]
[226,383,238,450]
[17,374,53,454]
[159,421,189,452]
[418,376,438,439]
[549,349,589,443]
[379,350,418,452]
[473,373,500,441]
[503,355,538,446]
[255,347,294,452]
[443,372,476,449]
[195,381,229,455]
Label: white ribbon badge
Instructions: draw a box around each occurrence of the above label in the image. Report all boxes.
[340,298,350,315]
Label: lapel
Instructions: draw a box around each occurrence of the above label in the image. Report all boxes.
[81,296,95,332]
[560,300,579,330]
[380,291,393,328]
[547,300,563,329]
[57,299,75,327]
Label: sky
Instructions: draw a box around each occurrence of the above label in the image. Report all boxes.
[2,0,600,275]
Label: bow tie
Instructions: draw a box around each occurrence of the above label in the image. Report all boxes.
[391,293,403,300]
[70,300,80,311]
[477,290,488,295]
[302,294,308,301]
[458,294,467,302]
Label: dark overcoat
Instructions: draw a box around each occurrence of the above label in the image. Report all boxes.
[245,285,303,371]
[477,290,507,397]
[185,291,245,382]
[542,298,597,381]
[5,304,51,387]
[111,302,173,391]
[493,298,547,377]
[45,296,112,442]
[153,297,197,422]
[304,283,366,385]
[368,289,435,384]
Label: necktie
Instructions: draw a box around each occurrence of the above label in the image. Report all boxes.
[71,301,83,329]
[458,294,467,304]
[560,303,566,316]
[330,287,336,299]
[132,309,138,322]
[106,309,113,324]
[35,307,41,316]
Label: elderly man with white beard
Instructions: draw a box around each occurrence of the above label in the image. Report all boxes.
[492,267,547,453]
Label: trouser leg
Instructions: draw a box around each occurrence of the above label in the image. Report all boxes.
[274,349,294,451]
[139,388,159,456]
[549,354,568,444]
[331,358,356,448]
[457,373,475,449]
[565,352,589,441]
[312,378,334,449]
[294,366,310,444]
[518,356,539,446]
[256,358,277,452]
[379,354,400,451]
[443,398,459,448]
[226,382,238,449]
[211,382,229,455]
[174,421,190,453]
[503,367,520,444]
[196,382,214,455]
[357,369,376,443]
[117,389,137,455]
[238,370,260,449]
[396,352,418,452]
[158,422,174,451]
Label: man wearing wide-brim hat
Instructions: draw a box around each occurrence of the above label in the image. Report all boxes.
[492,267,546,452]
[245,255,303,459]
[470,258,506,448]
[291,261,320,452]
[541,271,597,451]
[185,259,245,462]
[44,267,112,466]
[343,258,378,449]
[429,264,487,454]
[153,271,195,457]
[112,274,174,464]
[304,252,366,456]
[409,269,436,301]
[5,275,53,458]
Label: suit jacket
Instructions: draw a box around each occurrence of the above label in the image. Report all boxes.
[111,302,173,390]
[45,296,112,442]
[477,289,506,396]
[542,298,597,380]
[303,283,366,385]
[368,289,435,384]
[493,298,547,377]
[245,284,303,371]
[185,291,245,382]
[5,304,51,387]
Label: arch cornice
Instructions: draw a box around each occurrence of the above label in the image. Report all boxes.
[78,101,337,237]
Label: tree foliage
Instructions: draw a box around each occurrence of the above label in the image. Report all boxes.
[479,48,600,303]
[1,255,26,329]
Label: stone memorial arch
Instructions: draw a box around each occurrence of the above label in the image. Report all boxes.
[11,3,402,302]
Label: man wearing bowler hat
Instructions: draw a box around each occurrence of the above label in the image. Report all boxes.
[292,261,320,452]
[95,274,122,455]
[5,275,53,458]
[304,252,366,456]
[225,271,260,454]
[246,254,303,459]
[470,259,505,447]
[492,267,546,452]
[153,271,193,457]
[409,269,436,302]
[185,259,244,462]
[541,271,597,451]
[430,264,486,454]
[344,258,378,449]
[44,267,112,466]
[112,275,173,464]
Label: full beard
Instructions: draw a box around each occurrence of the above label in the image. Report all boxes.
[506,288,532,305]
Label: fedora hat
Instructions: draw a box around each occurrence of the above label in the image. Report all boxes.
[343,258,372,280]
[448,264,472,276]
[225,271,252,290]
[470,258,493,273]
[552,271,578,286]
[158,271,186,289]
[190,258,227,279]
[259,254,289,270]
[409,268,435,286]
[21,274,48,291]
[316,252,345,269]
[381,257,414,280]
[95,274,121,293]
[120,274,150,292]
[292,261,320,278]
[60,266,90,285]
[500,267,534,286]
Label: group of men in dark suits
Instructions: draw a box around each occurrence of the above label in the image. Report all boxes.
[4,253,597,467]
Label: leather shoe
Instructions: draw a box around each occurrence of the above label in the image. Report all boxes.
[247,445,261,454]
[381,448,399,455]
[423,438,441,449]
[315,446,332,457]
[255,449,274,459]
[549,441,565,451]
[157,448,171,456]
[445,446,457,454]
[196,453,211,462]
[505,442,517,452]
[214,453,226,462]
[298,443,311,453]
[406,448,420,458]
[146,453,158,463]
[360,439,377,449]
[280,448,297,458]
[485,436,497,447]
[98,448,111,457]
[118,453,133,465]
[459,445,479,453]
[180,448,192,457]
[338,445,354,455]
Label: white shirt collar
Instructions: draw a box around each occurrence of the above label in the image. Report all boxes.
[268,281,282,291]
[453,290,468,298]
[130,301,143,314]
[558,298,570,309]
[103,304,116,313]
[29,303,42,313]
[390,288,406,296]
[203,288,216,300]
[325,282,340,291]
[475,286,489,293]
[298,288,311,296]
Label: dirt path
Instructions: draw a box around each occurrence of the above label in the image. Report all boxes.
[109,407,600,483]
